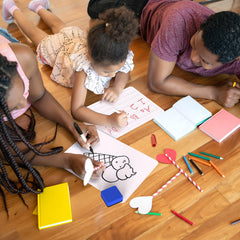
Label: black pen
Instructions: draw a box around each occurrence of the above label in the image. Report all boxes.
[74,122,94,153]
[189,159,203,175]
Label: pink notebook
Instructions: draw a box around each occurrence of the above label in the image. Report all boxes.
[199,109,240,143]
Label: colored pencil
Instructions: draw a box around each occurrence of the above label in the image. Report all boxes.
[232,81,236,87]
[188,156,211,167]
[210,160,225,178]
[189,159,203,175]
[231,219,240,225]
[188,152,210,161]
[135,211,161,216]
[183,155,193,174]
[200,151,223,160]
[171,210,194,226]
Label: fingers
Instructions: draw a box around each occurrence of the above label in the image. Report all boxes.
[76,135,90,150]
[224,88,240,107]
[102,89,119,102]
[117,111,128,127]
[229,81,240,88]
[91,160,105,178]
[87,136,99,148]
[102,93,117,102]
[86,132,99,147]
[84,125,100,146]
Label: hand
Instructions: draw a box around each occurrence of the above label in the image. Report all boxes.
[214,82,240,107]
[102,87,121,102]
[73,123,99,150]
[109,111,128,128]
[67,153,104,179]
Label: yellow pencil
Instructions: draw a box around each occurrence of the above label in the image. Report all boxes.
[233,82,236,87]
[210,160,225,178]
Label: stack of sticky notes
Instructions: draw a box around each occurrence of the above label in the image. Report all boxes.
[37,182,72,230]
[199,109,240,143]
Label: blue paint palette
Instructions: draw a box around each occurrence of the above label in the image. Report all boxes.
[101,186,123,207]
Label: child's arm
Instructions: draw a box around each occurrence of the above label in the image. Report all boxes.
[71,71,127,128]
[12,43,99,149]
[102,71,129,102]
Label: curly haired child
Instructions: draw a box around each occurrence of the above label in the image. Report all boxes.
[2,0,139,128]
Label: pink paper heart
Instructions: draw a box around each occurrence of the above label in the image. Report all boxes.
[165,149,176,161]
[156,153,172,164]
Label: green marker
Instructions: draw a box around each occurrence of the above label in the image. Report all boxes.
[135,211,161,216]
[188,152,210,161]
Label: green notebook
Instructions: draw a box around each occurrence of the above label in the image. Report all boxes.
[37,182,72,230]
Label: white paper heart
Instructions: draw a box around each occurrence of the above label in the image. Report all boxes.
[83,158,94,186]
[129,196,153,214]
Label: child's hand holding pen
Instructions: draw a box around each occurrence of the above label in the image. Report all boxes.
[109,110,128,128]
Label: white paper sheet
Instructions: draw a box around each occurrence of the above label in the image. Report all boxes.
[65,131,158,202]
[87,87,164,138]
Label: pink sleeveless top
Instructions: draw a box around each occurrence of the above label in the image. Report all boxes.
[0,35,31,120]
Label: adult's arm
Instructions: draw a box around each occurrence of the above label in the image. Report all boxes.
[147,50,240,107]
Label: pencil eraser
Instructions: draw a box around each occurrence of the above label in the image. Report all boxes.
[101,186,123,207]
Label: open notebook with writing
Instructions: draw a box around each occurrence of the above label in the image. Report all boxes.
[153,96,212,141]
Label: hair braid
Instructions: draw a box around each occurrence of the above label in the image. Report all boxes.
[0,54,63,216]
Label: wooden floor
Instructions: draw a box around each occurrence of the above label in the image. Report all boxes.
[0,0,240,239]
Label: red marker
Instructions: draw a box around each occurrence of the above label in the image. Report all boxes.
[151,134,157,147]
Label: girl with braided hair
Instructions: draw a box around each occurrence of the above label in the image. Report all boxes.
[2,0,139,129]
[0,28,102,215]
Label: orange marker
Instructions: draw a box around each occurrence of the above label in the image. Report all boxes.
[210,160,225,178]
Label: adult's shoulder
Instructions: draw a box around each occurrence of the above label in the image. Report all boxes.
[164,0,214,22]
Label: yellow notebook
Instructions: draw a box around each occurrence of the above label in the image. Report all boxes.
[37,182,72,230]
